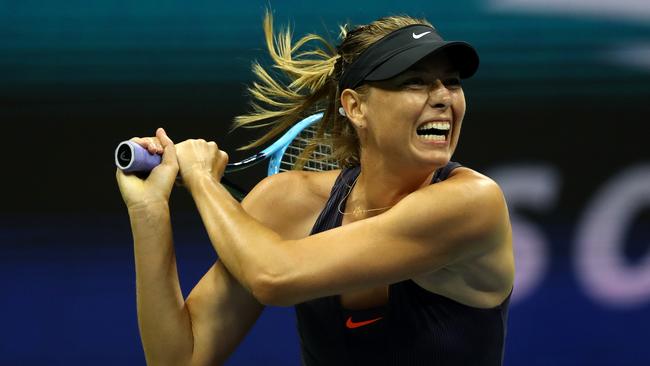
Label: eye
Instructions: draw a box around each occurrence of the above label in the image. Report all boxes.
[443,77,462,88]
[401,77,427,88]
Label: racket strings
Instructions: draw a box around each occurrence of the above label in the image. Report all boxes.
[280,125,339,172]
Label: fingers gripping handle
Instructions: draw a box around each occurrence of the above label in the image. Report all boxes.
[115,140,245,200]
[115,141,162,173]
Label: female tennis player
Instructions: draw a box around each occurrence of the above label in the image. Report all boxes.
[117,12,514,366]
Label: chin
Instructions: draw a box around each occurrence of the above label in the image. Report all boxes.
[415,151,451,170]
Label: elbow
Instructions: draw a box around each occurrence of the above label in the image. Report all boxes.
[246,242,302,306]
[249,271,298,307]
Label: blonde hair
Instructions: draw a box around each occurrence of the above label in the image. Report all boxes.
[233,11,432,168]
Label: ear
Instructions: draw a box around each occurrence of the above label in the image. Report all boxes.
[340,89,366,128]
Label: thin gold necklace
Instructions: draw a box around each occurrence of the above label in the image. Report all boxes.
[337,174,394,216]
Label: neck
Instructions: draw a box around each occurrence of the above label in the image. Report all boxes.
[347,154,441,216]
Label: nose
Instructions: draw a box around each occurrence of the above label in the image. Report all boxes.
[427,79,451,109]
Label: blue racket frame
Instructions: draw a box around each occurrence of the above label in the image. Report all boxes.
[224,112,324,176]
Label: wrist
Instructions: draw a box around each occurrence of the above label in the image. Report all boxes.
[183,169,217,194]
[127,199,170,216]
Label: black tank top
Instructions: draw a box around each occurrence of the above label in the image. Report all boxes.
[295,162,510,366]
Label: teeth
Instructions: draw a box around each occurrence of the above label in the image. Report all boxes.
[419,134,446,141]
[417,121,450,131]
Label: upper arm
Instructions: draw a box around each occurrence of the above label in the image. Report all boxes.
[185,262,263,366]
[184,171,324,365]
[262,169,511,305]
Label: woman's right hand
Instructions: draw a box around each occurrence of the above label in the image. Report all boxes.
[116,127,179,210]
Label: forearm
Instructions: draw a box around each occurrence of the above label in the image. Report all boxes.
[128,202,194,365]
[187,174,291,300]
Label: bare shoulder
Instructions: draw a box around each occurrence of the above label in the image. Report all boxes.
[406,166,507,221]
[438,165,508,243]
[447,166,503,191]
[241,169,341,239]
[430,166,508,217]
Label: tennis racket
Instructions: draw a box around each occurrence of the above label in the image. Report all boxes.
[115,112,339,200]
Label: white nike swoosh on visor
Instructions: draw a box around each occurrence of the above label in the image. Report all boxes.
[412,31,432,39]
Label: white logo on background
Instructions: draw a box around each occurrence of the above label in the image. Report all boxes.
[412,31,432,39]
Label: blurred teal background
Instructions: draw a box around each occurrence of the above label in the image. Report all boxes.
[1,0,649,365]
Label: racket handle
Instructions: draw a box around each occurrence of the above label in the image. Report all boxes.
[115,140,247,200]
[115,140,162,173]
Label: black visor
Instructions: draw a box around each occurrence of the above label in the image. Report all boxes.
[338,24,479,91]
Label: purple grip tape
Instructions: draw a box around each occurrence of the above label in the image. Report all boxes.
[115,141,162,173]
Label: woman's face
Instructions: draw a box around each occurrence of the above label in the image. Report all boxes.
[359,53,466,171]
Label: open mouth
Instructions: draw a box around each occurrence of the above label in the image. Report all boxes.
[416,121,451,142]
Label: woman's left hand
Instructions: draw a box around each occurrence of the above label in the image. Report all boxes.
[175,138,229,190]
